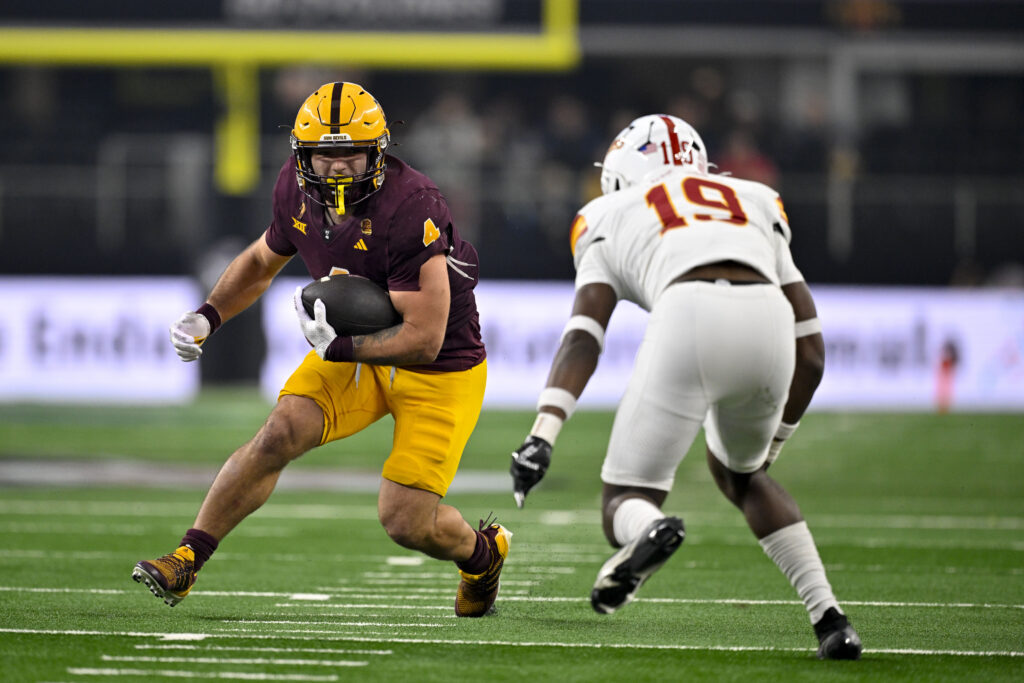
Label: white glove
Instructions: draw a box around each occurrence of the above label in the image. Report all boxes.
[169,312,212,362]
[294,286,338,359]
[765,420,799,467]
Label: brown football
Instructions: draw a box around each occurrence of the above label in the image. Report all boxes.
[301,274,400,336]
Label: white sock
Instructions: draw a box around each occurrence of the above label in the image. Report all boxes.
[612,497,664,546]
[758,521,840,624]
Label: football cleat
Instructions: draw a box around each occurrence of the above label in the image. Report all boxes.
[591,516,685,615]
[814,607,863,660]
[455,522,512,617]
[132,545,197,607]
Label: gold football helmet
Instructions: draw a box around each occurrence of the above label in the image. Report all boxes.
[290,82,390,214]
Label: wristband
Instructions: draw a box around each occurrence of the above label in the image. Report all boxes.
[794,318,821,338]
[196,303,222,334]
[537,387,578,419]
[774,420,800,441]
[560,315,605,351]
[530,412,564,446]
[324,336,354,362]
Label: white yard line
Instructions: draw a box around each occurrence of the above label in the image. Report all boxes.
[67,668,338,681]
[1,500,1022,530]
[101,655,366,667]
[133,644,392,655]
[227,620,447,628]
[1,587,1021,610]
[274,603,453,610]
[1,629,1014,659]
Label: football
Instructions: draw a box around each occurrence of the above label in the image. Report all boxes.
[301,274,401,336]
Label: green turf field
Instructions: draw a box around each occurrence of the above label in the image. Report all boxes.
[1,389,1022,681]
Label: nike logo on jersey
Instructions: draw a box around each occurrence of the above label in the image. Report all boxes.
[353,239,368,251]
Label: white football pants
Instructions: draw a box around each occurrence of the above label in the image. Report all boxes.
[601,280,796,491]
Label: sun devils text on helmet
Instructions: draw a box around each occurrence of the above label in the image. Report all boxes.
[290,82,391,215]
[598,114,709,195]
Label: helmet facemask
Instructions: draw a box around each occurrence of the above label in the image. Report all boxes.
[290,82,390,216]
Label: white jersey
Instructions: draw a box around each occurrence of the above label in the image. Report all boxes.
[570,168,803,310]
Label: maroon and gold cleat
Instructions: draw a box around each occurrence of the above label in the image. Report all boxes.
[455,523,512,617]
[132,545,197,607]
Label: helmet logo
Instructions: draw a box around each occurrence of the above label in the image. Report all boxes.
[637,141,659,156]
[318,133,353,142]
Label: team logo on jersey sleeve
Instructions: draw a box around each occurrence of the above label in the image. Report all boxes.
[775,197,789,224]
[569,214,589,256]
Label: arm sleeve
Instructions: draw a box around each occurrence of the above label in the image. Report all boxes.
[574,241,624,299]
[264,161,300,256]
[774,232,805,285]
[386,190,452,291]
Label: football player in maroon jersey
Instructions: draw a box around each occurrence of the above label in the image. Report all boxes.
[133,82,509,618]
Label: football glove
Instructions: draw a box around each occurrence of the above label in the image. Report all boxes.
[510,436,552,509]
[765,420,800,469]
[169,312,212,362]
[294,285,338,360]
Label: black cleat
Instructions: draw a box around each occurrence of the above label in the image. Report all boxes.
[591,516,685,614]
[814,607,863,660]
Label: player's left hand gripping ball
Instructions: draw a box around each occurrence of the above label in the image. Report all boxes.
[510,436,552,509]
[294,286,339,359]
[169,312,211,362]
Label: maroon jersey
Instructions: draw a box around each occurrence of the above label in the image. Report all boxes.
[265,155,485,372]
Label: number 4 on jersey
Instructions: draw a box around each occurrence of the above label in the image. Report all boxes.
[423,218,441,246]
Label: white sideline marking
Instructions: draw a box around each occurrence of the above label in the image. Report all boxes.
[3,499,1023,530]
[102,655,367,667]
[228,620,446,628]
[275,603,452,610]
[289,594,331,601]
[253,612,458,620]
[135,645,392,656]
[0,500,380,520]
[4,629,1018,658]
[385,556,425,566]
[1,587,1022,610]
[361,577,539,586]
[539,511,580,525]
[68,668,338,681]
[161,634,209,641]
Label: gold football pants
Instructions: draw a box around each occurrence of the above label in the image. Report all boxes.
[280,353,487,496]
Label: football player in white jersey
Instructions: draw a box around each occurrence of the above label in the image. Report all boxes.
[510,114,861,659]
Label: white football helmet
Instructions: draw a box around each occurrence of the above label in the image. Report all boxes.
[599,114,709,195]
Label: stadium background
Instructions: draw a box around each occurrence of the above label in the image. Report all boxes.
[1,2,1023,680]
[1,0,1022,393]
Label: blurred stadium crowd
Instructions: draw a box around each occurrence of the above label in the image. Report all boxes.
[0,1,1022,289]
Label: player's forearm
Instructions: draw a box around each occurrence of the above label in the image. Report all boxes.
[541,334,601,417]
[350,320,444,366]
[205,248,280,323]
[781,334,825,423]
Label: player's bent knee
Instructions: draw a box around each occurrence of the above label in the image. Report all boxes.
[706,447,754,507]
[250,397,323,464]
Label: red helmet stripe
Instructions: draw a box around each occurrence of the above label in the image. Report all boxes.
[658,115,683,165]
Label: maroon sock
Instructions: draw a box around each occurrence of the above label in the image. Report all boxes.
[456,531,489,574]
[180,528,219,572]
